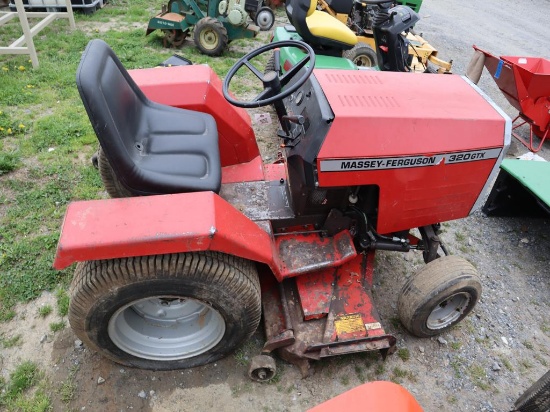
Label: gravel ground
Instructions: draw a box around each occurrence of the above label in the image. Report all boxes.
[1,0,549,411]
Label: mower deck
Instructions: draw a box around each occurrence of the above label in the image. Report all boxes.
[261,252,395,377]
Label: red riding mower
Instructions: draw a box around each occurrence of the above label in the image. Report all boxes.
[54,38,510,380]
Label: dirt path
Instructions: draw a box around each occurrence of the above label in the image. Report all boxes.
[1,0,549,411]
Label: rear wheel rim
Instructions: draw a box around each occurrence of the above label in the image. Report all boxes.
[199,29,219,51]
[426,292,470,330]
[354,54,374,67]
[108,296,225,360]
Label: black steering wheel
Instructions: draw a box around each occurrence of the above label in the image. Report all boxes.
[222,40,316,108]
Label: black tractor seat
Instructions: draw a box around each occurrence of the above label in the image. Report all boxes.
[77,39,221,196]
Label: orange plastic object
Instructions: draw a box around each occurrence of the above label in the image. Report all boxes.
[308,381,424,412]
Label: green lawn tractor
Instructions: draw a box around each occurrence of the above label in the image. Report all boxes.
[272,0,451,73]
[318,0,451,72]
[146,0,275,56]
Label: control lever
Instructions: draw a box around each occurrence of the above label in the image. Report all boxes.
[278,114,306,146]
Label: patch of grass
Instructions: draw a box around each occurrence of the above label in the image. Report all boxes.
[49,321,65,332]
[447,395,458,404]
[475,337,491,347]
[454,231,466,242]
[391,367,417,383]
[340,375,350,385]
[0,149,21,175]
[233,340,258,366]
[58,379,77,403]
[397,348,410,361]
[463,319,476,334]
[520,360,533,371]
[450,341,462,350]
[57,363,79,403]
[56,288,70,317]
[0,334,22,349]
[233,349,249,366]
[375,363,385,375]
[534,354,548,367]
[0,309,16,323]
[0,110,27,139]
[392,367,407,378]
[468,364,490,391]
[38,305,52,318]
[450,357,465,378]
[354,365,366,382]
[499,357,513,371]
[522,340,534,350]
[1,361,40,401]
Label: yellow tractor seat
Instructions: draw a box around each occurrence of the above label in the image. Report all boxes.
[306,10,357,46]
[286,0,357,51]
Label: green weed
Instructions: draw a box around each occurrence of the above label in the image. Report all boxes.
[499,357,513,371]
[38,305,52,318]
[1,361,40,400]
[468,365,490,390]
[354,365,366,382]
[450,341,462,350]
[56,289,70,317]
[49,321,65,332]
[0,334,22,348]
[397,348,411,361]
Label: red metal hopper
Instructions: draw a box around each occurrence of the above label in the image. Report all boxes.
[474,46,550,152]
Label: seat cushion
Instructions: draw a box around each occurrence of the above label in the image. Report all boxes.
[113,101,221,195]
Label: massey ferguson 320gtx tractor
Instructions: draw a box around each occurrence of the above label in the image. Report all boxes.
[53,39,510,381]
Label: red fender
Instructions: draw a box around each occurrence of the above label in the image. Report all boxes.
[129,65,260,168]
[53,192,280,274]
[308,381,424,412]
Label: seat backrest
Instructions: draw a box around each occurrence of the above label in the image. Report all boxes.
[76,39,149,184]
[286,0,317,43]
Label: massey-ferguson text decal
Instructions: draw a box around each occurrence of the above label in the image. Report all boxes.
[320,148,502,172]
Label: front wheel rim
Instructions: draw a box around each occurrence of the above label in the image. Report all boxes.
[257,11,273,29]
[108,296,225,360]
[426,292,471,330]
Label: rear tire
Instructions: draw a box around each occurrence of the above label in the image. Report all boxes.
[97,146,132,198]
[514,370,550,412]
[69,252,261,370]
[343,42,377,68]
[398,255,481,337]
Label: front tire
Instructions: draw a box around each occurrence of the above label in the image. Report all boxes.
[69,252,261,370]
[397,255,481,337]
